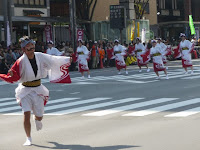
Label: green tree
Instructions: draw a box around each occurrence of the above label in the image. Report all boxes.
[134,0,149,19]
[76,0,98,40]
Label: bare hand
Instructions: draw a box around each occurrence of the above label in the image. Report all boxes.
[8,70,13,77]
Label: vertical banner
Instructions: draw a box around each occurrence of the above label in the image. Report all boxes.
[141,28,146,43]
[44,25,52,42]
[131,20,135,41]
[77,29,84,42]
[189,15,195,35]
[137,22,140,37]
[7,21,11,47]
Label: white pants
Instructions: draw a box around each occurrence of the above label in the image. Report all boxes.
[20,91,44,117]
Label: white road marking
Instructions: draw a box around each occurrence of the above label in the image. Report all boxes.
[83,98,178,116]
[123,98,200,116]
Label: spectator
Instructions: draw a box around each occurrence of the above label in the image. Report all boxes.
[0,57,9,74]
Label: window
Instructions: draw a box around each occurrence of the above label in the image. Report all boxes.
[24,0,29,5]
[30,0,34,5]
[14,0,46,6]
[18,0,23,4]
[40,0,45,5]
[35,0,40,5]
[159,0,165,9]
[172,0,177,9]
[165,0,172,9]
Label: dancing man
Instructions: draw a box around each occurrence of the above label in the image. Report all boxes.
[0,36,71,146]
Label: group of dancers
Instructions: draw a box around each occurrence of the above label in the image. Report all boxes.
[0,32,195,146]
[76,33,194,80]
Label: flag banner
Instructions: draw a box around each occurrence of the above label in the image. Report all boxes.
[7,21,11,47]
[44,25,52,43]
[189,15,195,35]
[131,20,135,41]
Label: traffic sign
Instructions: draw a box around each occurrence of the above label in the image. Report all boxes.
[110,5,126,29]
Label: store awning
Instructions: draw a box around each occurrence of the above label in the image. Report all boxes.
[23,10,45,15]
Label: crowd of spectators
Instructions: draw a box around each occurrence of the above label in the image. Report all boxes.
[1,37,200,74]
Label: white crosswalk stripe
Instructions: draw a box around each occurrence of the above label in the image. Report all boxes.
[123,98,200,116]
[1,97,200,118]
[82,98,178,116]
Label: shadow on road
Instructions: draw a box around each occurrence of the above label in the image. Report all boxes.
[32,142,140,150]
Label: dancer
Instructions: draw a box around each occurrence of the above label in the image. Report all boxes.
[46,40,64,56]
[150,40,168,79]
[77,39,91,78]
[135,37,150,72]
[0,36,71,146]
[156,38,168,69]
[179,33,194,74]
[113,39,128,74]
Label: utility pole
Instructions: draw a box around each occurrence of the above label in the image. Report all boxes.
[69,0,77,52]
[3,0,8,45]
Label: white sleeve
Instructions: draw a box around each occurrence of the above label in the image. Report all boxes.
[55,48,63,56]
[83,46,89,55]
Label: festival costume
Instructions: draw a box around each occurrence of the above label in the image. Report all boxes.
[77,45,90,72]
[135,43,150,66]
[46,47,63,56]
[114,44,127,70]
[157,42,168,64]
[179,40,193,68]
[150,46,166,72]
[0,52,71,107]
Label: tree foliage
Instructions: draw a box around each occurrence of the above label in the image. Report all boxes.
[76,0,98,40]
[134,0,149,19]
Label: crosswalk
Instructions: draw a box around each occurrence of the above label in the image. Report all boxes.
[1,97,200,118]
[0,68,200,86]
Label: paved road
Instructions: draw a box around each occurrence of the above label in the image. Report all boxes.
[1,60,200,150]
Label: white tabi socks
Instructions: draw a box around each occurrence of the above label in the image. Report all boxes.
[23,137,32,146]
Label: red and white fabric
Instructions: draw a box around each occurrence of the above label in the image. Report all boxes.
[114,44,126,70]
[77,45,89,72]
[150,46,166,72]
[0,52,71,104]
[180,40,193,68]
[135,43,149,66]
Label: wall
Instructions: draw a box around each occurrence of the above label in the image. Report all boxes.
[91,0,119,22]
[143,0,157,25]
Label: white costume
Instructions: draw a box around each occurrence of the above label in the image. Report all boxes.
[46,47,63,56]
[179,39,193,68]
[114,44,126,70]
[77,45,89,72]
[0,52,71,105]
[157,42,168,64]
[135,43,146,66]
[150,45,165,72]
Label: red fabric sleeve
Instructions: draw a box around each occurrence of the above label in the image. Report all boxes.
[0,60,21,83]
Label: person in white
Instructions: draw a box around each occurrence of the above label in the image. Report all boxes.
[135,37,150,72]
[113,39,128,74]
[46,40,64,56]
[156,38,168,69]
[77,39,91,78]
[150,40,168,79]
[0,36,71,146]
[179,33,194,74]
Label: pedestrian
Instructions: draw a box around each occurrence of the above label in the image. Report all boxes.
[46,40,64,56]
[150,40,169,79]
[98,44,105,69]
[135,37,150,72]
[179,33,194,74]
[91,41,99,69]
[0,36,71,146]
[113,39,128,74]
[77,39,91,78]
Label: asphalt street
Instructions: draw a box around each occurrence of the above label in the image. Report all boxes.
[1,59,200,150]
